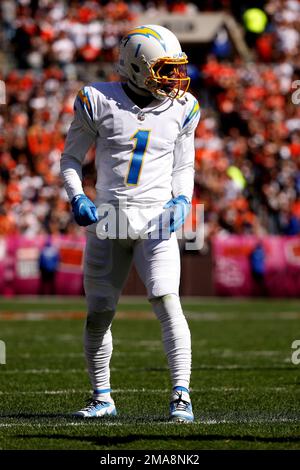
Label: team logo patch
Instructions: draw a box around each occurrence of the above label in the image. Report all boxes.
[183,100,200,128]
[77,88,93,120]
[123,27,167,52]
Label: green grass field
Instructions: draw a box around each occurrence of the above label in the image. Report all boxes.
[1,296,300,450]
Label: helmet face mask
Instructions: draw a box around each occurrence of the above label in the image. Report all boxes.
[118,25,191,101]
[145,56,190,100]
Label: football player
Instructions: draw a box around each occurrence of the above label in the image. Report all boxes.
[60,25,200,422]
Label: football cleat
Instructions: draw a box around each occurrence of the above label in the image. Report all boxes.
[73,398,117,418]
[169,389,194,423]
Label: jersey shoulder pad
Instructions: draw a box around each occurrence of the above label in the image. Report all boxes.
[75,84,98,122]
[75,82,122,127]
[76,82,121,121]
[89,81,118,95]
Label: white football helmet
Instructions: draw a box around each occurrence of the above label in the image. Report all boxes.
[118,24,190,100]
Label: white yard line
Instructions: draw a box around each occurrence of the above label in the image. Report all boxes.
[1,369,81,374]
[0,363,292,374]
[0,387,297,396]
[2,311,300,322]
[11,351,154,358]
[185,312,300,320]
[5,350,288,359]
[0,417,299,428]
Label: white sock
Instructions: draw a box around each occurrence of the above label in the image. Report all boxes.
[84,309,115,394]
[93,388,114,403]
[150,294,191,390]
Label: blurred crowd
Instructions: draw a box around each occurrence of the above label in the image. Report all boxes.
[194,0,300,239]
[0,0,211,69]
[1,0,300,240]
[195,57,300,239]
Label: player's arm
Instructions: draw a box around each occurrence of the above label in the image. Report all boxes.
[60,87,99,226]
[164,98,200,232]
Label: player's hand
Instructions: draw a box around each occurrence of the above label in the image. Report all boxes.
[71,194,99,226]
[164,195,190,233]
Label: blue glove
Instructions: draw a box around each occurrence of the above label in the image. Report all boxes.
[71,194,99,226]
[164,195,191,233]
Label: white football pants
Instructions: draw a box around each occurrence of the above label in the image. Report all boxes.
[83,229,191,394]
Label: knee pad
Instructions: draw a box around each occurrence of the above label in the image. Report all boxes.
[150,294,183,321]
[150,293,182,308]
[86,295,116,330]
[150,294,190,345]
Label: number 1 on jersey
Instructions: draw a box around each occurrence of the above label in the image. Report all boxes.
[125,129,151,186]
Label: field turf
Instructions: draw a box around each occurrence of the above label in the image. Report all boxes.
[0,296,300,450]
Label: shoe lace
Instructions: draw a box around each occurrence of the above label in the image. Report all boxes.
[172,391,190,411]
[83,398,106,412]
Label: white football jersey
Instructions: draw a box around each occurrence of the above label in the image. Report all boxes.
[61,82,200,207]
